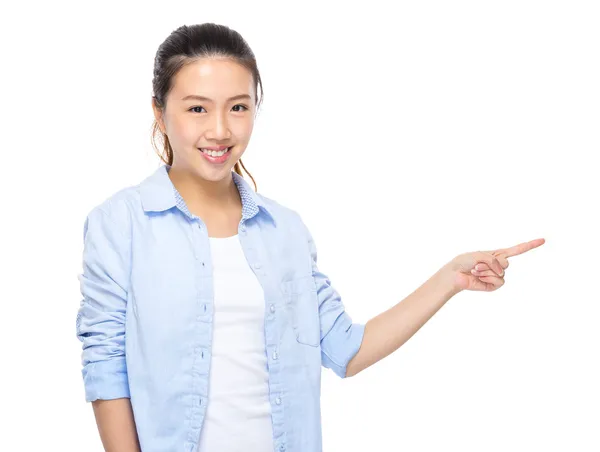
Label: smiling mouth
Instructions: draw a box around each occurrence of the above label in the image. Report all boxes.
[198,146,232,155]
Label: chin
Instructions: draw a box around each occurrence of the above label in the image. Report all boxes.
[196,164,236,182]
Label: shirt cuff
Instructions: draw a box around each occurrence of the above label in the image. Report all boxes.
[82,357,130,402]
[321,319,366,378]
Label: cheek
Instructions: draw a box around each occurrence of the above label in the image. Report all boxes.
[170,116,198,143]
[175,119,198,143]
[233,118,254,141]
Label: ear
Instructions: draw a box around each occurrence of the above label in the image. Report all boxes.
[151,96,166,134]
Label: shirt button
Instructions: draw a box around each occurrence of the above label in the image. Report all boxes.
[273,351,279,360]
[269,304,275,313]
[253,262,261,269]
[279,444,285,451]
[275,396,281,405]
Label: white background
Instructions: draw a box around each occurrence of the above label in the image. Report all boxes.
[1,0,598,450]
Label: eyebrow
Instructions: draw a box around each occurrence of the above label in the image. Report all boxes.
[181,94,252,102]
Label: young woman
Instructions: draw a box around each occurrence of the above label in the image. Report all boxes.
[76,23,545,452]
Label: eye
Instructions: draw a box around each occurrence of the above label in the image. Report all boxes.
[188,104,248,114]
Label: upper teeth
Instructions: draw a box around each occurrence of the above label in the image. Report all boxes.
[201,148,229,157]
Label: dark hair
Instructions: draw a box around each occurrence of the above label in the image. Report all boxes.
[151,23,264,191]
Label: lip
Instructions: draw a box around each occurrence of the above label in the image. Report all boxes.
[198,146,232,164]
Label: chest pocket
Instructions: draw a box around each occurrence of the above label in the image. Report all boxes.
[283,275,321,347]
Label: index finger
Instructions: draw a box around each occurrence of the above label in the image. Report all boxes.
[495,238,546,258]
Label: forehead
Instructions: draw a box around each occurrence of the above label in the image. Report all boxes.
[171,58,254,99]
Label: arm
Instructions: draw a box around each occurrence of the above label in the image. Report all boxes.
[76,205,140,450]
[92,399,141,452]
[345,236,547,377]
[345,263,460,378]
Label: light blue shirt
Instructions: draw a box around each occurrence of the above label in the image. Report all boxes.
[76,164,366,452]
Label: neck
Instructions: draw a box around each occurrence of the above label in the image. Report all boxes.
[167,165,240,211]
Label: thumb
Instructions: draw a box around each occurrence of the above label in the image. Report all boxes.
[474,252,504,277]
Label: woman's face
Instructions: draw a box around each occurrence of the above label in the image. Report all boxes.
[153,57,256,182]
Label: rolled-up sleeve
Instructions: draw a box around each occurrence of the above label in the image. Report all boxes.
[76,205,131,402]
[298,215,366,378]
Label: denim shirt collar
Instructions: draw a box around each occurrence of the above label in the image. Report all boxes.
[139,164,276,225]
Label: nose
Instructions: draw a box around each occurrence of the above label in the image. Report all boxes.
[205,111,231,141]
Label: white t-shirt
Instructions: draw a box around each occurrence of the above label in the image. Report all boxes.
[197,234,274,452]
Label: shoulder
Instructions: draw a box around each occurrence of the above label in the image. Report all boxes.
[255,192,310,235]
[255,191,301,220]
[83,183,143,241]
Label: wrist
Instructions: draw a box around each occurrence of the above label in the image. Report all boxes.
[437,262,463,297]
